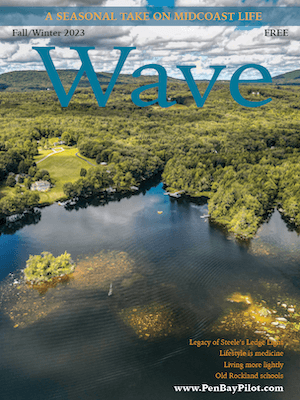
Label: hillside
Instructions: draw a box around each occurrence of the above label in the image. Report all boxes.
[0,69,180,92]
[2,68,300,93]
[273,69,300,85]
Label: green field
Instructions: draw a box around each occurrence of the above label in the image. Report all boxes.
[35,148,54,163]
[35,146,95,203]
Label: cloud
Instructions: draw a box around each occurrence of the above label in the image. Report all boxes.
[0,1,298,80]
[0,24,298,79]
[0,0,146,6]
[175,0,293,5]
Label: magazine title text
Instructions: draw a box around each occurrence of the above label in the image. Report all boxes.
[33,46,272,109]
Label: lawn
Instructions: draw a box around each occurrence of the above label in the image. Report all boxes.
[35,148,54,163]
[35,146,96,203]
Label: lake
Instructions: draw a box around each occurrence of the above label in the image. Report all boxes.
[1,181,300,399]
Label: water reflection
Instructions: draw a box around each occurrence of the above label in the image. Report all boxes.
[0,209,41,236]
[249,210,300,261]
[1,184,300,399]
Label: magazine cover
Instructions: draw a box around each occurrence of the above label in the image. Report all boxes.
[0,0,300,399]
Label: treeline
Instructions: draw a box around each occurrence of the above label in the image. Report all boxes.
[0,138,41,220]
[0,190,40,221]
[277,162,300,227]
[0,141,38,181]
[163,148,300,238]
[208,165,278,238]
[64,142,163,197]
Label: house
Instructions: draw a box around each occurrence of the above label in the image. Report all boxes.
[31,180,51,192]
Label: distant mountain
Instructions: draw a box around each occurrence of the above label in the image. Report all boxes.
[4,68,300,92]
[0,70,180,92]
[0,70,137,92]
[273,69,300,85]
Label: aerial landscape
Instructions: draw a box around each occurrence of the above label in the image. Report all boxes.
[1,70,300,239]
[1,69,300,399]
[1,0,300,396]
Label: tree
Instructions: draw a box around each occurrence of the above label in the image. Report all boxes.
[18,160,27,174]
[34,169,50,181]
[80,168,87,177]
[24,177,33,190]
[0,189,39,219]
[6,175,16,187]
[61,131,75,146]
[63,182,78,198]
[24,251,75,282]
[28,166,37,177]
[96,153,102,164]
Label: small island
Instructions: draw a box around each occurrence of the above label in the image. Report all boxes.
[24,251,75,283]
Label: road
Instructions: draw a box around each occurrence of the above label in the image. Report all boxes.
[36,147,64,164]
[75,152,96,166]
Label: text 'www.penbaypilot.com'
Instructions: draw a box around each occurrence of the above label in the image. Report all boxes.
[173,384,284,394]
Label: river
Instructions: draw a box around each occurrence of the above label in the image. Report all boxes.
[0,181,299,399]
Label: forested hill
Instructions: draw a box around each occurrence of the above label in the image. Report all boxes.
[273,69,300,85]
[0,70,181,92]
[1,76,300,240]
[1,68,300,92]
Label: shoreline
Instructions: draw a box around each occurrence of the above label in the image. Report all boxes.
[1,178,299,241]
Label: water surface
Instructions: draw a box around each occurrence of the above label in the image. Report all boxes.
[1,183,300,399]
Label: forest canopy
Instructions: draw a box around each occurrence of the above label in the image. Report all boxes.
[1,75,300,239]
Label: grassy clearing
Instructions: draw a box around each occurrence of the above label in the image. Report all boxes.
[35,146,95,203]
[35,148,54,163]
[0,145,96,204]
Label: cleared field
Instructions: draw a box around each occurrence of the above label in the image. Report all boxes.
[35,147,96,203]
[35,148,55,163]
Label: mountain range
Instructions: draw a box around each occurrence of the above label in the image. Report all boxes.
[0,69,299,92]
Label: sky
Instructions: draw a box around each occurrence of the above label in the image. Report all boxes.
[0,0,299,80]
